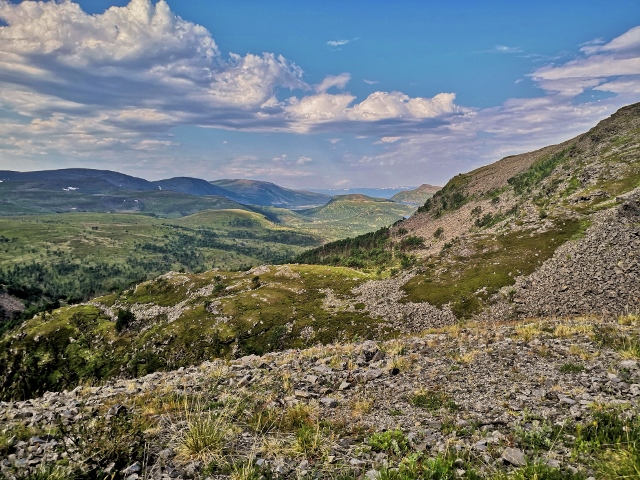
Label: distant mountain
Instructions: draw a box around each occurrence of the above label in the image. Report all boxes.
[327,193,390,203]
[390,184,442,205]
[152,177,235,198]
[211,179,330,208]
[0,168,155,193]
[299,193,414,222]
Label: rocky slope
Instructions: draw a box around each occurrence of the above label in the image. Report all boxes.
[1,314,639,479]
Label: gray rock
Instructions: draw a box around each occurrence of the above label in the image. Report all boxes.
[158,448,174,461]
[501,447,526,467]
[294,390,310,399]
[620,360,638,370]
[123,462,141,475]
[237,375,251,387]
[545,458,561,468]
[320,397,338,408]
[359,369,384,382]
[305,375,319,384]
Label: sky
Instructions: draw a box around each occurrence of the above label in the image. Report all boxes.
[1,1,640,188]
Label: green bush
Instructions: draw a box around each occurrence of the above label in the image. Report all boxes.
[115,308,135,332]
[368,430,410,456]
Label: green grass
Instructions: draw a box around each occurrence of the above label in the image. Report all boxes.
[409,389,458,412]
[379,452,481,480]
[401,218,589,318]
[559,362,585,373]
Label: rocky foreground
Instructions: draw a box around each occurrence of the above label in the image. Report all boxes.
[1,314,639,479]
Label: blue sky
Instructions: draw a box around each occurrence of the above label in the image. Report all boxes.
[1,0,640,188]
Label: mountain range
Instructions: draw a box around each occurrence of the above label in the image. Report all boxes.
[0,169,332,212]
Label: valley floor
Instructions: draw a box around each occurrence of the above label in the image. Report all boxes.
[1,314,639,479]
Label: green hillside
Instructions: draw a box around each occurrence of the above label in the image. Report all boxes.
[0,210,318,323]
[390,183,441,205]
[0,264,396,400]
[274,194,415,240]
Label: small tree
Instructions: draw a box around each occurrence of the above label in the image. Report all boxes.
[115,309,135,333]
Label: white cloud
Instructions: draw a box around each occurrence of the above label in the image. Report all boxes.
[0,0,306,153]
[349,92,459,121]
[380,137,401,143]
[327,39,351,47]
[363,79,379,85]
[580,26,640,54]
[315,73,351,93]
[296,156,312,164]
[285,91,462,130]
[491,45,523,54]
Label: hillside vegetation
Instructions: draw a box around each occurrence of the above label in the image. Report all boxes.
[0,195,415,325]
[1,313,640,479]
[0,265,397,400]
[299,102,640,318]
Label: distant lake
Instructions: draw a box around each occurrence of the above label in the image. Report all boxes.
[308,187,417,199]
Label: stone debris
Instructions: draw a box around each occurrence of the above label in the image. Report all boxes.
[1,315,639,479]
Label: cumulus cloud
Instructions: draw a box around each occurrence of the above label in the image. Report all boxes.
[0,0,306,153]
[0,0,465,158]
[285,91,462,131]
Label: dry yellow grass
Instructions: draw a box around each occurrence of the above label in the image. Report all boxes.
[515,323,543,342]
[350,396,374,417]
